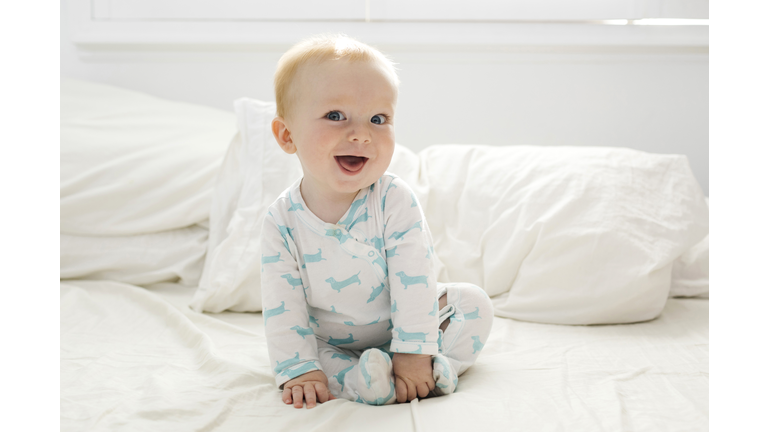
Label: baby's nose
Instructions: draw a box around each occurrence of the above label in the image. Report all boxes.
[348,123,372,143]
[350,134,372,143]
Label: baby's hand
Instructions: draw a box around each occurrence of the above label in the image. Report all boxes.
[282,370,336,409]
[392,353,435,403]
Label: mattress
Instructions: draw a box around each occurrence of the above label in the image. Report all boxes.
[60,280,708,431]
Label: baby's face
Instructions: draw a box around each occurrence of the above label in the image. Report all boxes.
[284,59,397,199]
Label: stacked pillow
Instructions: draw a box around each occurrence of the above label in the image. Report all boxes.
[60,79,236,285]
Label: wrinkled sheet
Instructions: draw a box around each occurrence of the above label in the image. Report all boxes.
[61,281,708,431]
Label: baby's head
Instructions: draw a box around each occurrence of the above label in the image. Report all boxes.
[271,34,400,200]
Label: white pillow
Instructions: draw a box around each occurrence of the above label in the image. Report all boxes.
[670,197,709,298]
[190,98,428,313]
[420,145,709,325]
[60,225,208,286]
[61,79,236,236]
[190,99,296,312]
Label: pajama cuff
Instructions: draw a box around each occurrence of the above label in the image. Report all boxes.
[389,340,439,356]
[275,360,323,390]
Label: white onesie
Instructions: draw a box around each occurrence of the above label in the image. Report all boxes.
[261,173,444,390]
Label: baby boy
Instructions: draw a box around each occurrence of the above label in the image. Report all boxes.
[261,34,493,408]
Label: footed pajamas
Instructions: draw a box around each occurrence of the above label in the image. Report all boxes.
[261,173,493,403]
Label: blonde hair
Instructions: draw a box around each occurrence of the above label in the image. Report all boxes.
[274,33,400,119]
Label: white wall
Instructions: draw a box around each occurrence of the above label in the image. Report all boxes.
[61,0,708,194]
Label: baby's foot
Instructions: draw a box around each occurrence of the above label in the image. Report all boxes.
[355,348,396,405]
[431,353,458,396]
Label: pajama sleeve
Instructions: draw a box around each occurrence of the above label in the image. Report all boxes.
[261,210,323,389]
[382,176,440,355]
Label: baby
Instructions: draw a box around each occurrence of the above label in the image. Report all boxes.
[261,34,493,408]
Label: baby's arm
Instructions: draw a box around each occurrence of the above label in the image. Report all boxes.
[382,175,440,402]
[261,211,331,409]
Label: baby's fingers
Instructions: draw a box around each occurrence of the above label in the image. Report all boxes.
[315,383,333,403]
[416,382,431,399]
[292,385,304,409]
[282,387,293,405]
[395,377,408,403]
[304,383,317,409]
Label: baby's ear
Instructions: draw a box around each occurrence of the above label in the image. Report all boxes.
[271,117,296,154]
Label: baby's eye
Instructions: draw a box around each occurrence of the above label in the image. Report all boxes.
[371,114,388,125]
[326,111,346,121]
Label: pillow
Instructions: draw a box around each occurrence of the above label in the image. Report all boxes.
[190,98,428,313]
[60,225,208,286]
[190,99,295,312]
[670,197,709,298]
[420,145,709,325]
[61,79,236,236]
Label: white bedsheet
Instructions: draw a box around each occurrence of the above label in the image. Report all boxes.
[61,281,708,431]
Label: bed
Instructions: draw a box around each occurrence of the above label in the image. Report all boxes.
[60,79,709,431]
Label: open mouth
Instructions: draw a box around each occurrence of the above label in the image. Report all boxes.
[335,155,368,174]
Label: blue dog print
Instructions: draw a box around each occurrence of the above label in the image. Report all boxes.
[388,221,422,241]
[395,271,429,289]
[325,228,354,244]
[281,273,303,290]
[274,352,301,374]
[464,307,481,320]
[326,272,362,293]
[279,360,319,380]
[290,325,314,339]
[301,248,326,268]
[308,315,320,327]
[369,236,385,252]
[328,333,359,346]
[367,282,386,303]
[387,319,393,331]
[386,246,399,258]
[348,208,370,231]
[332,353,353,362]
[262,252,284,264]
[276,224,293,252]
[338,196,368,228]
[287,193,304,212]
[394,345,423,354]
[263,301,289,324]
[410,192,418,208]
[472,335,484,354]
[428,299,438,316]
[372,255,387,274]
[334,365,355,392]
[381,181,398,211]
[394,327,429,343]
[391,300,398,313]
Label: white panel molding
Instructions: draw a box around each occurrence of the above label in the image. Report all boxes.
[69,0,708,56]
[92,0,366,20]
[371,0,637,21]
